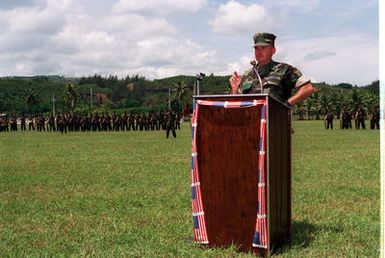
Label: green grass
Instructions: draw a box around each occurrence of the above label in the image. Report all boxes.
[0,121,380,257]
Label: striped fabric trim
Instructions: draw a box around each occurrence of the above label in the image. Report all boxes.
[191,99,268,249]
[252,102,268,249]
[191,103,209,244]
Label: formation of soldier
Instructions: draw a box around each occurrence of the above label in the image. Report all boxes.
[1,106,379,133]
[326,105,380,130]
[0,111,181,134]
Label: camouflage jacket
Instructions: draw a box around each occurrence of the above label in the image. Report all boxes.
[239,60,309,102]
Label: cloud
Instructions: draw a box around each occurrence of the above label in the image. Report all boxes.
[98,14,177,40]
[0,0,377,86]
[304,50,336,61]
[275,34,378,85]
[209,1,273,35]
[48,12,184,77]
[113,0,207,16]
[218,54,253,77]
[269,0,320,14]
[0,0,45,10]
[0,0,70,35]
[132,36,217,78]
[0,0,72,54]
[0,0,187,78]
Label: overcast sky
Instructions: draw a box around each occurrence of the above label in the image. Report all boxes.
[0,0,378,85]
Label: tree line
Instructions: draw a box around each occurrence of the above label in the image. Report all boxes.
[0,74,379,119]
[294,81,379,120]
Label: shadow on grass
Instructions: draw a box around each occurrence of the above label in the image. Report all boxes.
[291,220,318,248]
[272,220,342,255]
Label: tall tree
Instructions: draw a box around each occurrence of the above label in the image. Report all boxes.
[319,95,332,116]
[172,81,191,117]
[362,92,379,113]
[311,92,321,119]
[351,88,362,110]
[303,97,315,120]
[25,89,40,113]
[63,83,78,112]
[294,102,305,120]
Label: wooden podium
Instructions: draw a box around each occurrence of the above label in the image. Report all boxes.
[191,94,291,256]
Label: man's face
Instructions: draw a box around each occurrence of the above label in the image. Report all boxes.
[254,45,276,65]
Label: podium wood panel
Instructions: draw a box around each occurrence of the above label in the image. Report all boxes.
[267,98,291,250]
[196,104,262,252]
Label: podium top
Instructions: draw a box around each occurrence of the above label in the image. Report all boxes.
[194,93,268,98]
[193,94,290,109]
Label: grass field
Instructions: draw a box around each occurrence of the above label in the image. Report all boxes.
[0,120,380,257]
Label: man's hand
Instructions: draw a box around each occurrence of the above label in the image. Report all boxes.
[229,71,241,94]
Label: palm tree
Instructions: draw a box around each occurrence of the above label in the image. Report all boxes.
[311,92,321,120]
[363,92,379,110]
[63,83,79,112]
[294,102,305,120]
[303,98,315,120]
[350,88,362,111]
[172,81,191,117]
[333,93,348,118]
[25,89,40,113]
[319,95,333,116]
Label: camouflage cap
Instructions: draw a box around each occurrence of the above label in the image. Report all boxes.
[253,32,276,47]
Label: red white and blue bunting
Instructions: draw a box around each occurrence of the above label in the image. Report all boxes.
[191,99,268,249]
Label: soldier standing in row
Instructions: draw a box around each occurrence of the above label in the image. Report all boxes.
[355,106,366,130]
[36,113,45,132]
[0,115,8,132]
[137,114,144,131]
[324,111,334,130]
[175,112,181,130]
[369,106,380,129]
[10,115,18,131]
[340,107,352,129]
[165,110,176,138]
[91,113,101,131]
[57,114,67,134]
[20,115,26,131]
[127,113,135,131]
[121,112,128,131]
[48,113,56,132]
[149,112,156,131]
[28,115,35,131]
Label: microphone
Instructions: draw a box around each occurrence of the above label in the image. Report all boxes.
[249,60,263,93]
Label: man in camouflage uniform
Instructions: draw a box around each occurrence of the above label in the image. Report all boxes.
[20,114,26,131]
[324,111,334,130]
[57,113,67,134]
[48,113,56,132]
[127,112,135,131]
[10,115,18,131]
[91,113,101,131]
[165,110,176,138]
[369,106,379,130]
[229,33,314,106]
[28,115,35,131]
[355,106,366,130]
